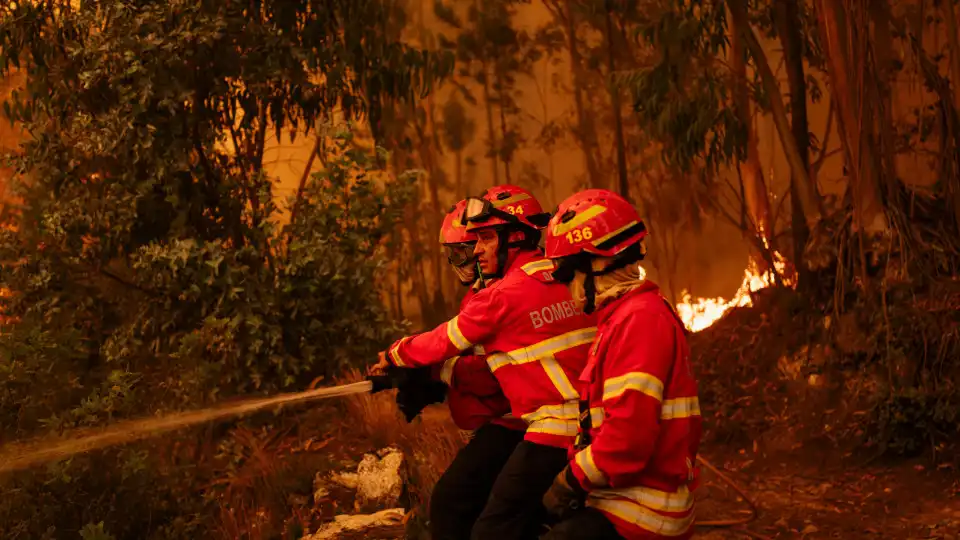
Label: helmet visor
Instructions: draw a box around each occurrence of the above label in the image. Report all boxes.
[445,243,476,267]
[464,196,521,227]
[463,197,491,223]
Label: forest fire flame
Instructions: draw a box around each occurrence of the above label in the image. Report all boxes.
[664,252,791,333]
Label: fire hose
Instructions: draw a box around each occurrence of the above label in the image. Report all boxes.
[0,377,767,538]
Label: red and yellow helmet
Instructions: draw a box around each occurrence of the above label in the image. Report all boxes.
[462,185,548,232]
[439,200,476,246]
[545,189,647,260]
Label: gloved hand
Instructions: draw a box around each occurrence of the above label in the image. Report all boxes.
[395,367,447,422]
[542,466,587,519]
[365,364,447,422]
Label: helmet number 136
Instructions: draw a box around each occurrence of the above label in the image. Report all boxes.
[566,227,593,243]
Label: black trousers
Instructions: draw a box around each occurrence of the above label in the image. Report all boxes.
[470,440,570,540]
[540,508,624,540]
[429,423,526,540]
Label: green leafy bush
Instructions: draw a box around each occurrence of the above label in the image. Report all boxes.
[0,0,444,536]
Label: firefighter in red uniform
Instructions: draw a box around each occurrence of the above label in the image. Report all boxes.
[425,200,527,540]
[539,189,702,540]
[370,185,596,540]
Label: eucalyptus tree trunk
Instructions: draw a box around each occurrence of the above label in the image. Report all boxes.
[729,6,773,243]
[815,0,888,235]
[774,0,813,287]
[728,0,823,228]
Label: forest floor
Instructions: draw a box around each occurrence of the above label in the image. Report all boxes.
[695,443,960,539]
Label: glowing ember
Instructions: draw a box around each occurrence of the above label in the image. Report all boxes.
[670,251,792,333]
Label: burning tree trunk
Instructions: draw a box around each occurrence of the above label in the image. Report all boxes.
[729,6,773,244]
[814,0,888,235]
[774,0,813,288]
[728,0,822,228]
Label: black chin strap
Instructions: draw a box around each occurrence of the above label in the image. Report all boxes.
[584,273,597,314]
[473,261,487,290]
[482,227,539,280]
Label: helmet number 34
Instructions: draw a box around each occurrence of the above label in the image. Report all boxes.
[505,205,524,215]
[565,227,593,243]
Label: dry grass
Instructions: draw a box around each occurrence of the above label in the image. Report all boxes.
[337,369,463,519]
[205,370,465,539]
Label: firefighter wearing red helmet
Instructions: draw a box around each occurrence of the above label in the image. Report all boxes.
[428,200,528,540]
[539,189,702,540]
[370,185,596,540]
[433,200,526,432]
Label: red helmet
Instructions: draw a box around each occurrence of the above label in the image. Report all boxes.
[463,185,548,232]
[439,200,476,246]
[545,189,648,260]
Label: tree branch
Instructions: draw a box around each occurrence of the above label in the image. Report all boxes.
[98,266,154,296]
[288,133,323,237]
[812,95,835,175]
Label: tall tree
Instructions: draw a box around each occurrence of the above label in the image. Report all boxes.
[729,3,774,244]
[944,0,960,110]
[772,0,815,288]
[605,1,630,199]
[437,0,546,185]
[814,0,887,237]
[442,96,476,198]
[728,0,823,229]
[543,0,603,189]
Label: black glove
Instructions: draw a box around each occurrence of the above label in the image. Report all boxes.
[366,366,446,422]
[395,367,447,422]
[542,466,588,519]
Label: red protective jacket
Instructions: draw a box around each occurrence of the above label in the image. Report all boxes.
[568,281,702,540]
[428,288,526,432]
[388,250,596,448]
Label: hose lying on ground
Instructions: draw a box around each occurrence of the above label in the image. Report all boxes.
[695,455,772,540]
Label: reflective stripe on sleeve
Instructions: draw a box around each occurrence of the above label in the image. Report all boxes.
[574,445,608,487]
[660,396,701,420]
[446,316,473,351]
[602,371,664,402]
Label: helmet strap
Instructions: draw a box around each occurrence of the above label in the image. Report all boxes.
[583,272,597,314]
[474,261,487,290]
[480,226,540,280]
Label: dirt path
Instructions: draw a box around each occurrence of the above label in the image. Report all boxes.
[696,446,960,539]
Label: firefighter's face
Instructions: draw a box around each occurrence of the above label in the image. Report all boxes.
[475,229,500,274]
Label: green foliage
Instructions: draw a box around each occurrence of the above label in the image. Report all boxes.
[0,0,434,536]
[624,1,746,173]
[836,284,960,457]
[435,0,562,167]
